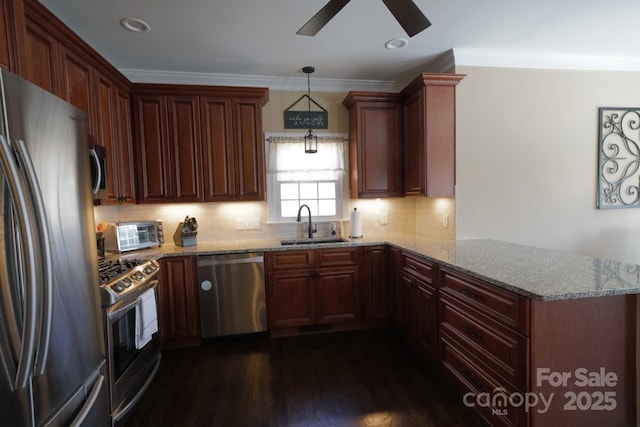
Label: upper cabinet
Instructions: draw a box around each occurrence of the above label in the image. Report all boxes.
[132,85,268,204]
[95,72,136,204]
[200,95,265,201]
[132,93,203,203]
[401,73,464,197]
[0,0,25,74]
[344,73,464,199]
[21,0,135,205]
[342,92,403,199]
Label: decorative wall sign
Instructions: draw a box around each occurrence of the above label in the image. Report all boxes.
[284,110,328,129]
[598,107,640,208]
[283,94,328,129]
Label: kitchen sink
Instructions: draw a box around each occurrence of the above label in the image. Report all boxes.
[280,237,350,246]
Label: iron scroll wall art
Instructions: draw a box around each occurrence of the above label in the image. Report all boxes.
[598,107,640,208]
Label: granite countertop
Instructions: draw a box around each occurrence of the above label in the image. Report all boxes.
[125,234,640,301]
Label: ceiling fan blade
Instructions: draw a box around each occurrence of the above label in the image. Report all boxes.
[296,0,351,36]
[381,0,431,37]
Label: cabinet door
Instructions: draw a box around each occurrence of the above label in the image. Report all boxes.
[134,95,171,202]
[94,71,117,202]
[267,269,315,328]
[403,89,424,196]
[23,18,60,94]
[396,271,415,340]
[201,96,235,201]
[355,102,403,198]
[158,256,200,348]
[233,97,264,200]
[415,280,438,360]
[166,95,202,202]
[114,88,136,203]
[363,246,390,320]
[0,0,24,73]
[59,46,95,136]
[315,266,360,324]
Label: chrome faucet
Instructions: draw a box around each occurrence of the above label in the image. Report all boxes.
[297,204,316,238]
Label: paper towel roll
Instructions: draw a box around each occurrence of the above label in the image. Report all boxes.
[349,208,362,238]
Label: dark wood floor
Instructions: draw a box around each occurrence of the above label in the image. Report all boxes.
[125,328,485,426]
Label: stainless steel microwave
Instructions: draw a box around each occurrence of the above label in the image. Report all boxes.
[89,144,108,200]
[104,221,161,253]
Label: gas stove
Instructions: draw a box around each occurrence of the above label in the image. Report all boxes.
[98,258,160,307]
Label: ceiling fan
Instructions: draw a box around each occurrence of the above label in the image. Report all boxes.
[296,0,431,37]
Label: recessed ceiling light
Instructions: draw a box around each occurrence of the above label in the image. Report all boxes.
[384,38,408,50]
[120,17,150,33]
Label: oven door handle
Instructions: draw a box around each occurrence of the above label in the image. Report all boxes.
[107,281,158,321]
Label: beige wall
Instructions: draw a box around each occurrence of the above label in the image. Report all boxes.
[455,66,640,263]
[95,89,454,242]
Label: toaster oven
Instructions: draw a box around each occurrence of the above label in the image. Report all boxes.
[104,221,161,253]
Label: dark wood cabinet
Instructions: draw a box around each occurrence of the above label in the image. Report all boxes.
[59,46,94,134]
[396,252,438,362]
[0,0,25,74]
[157,256,200,348]
[200,95,265,201]
[113,87,136,203]
[266,247,362,334]
[23,14,59,94]
[133,93,202,203]
[94,71,136,204]
[342,92,403,198]
[401,73,464,197]
[132,85,267,204]
[362,245,391,320]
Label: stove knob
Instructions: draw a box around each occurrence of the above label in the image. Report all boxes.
[113,282,125,293]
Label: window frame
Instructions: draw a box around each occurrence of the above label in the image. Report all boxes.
[265,133,349,224]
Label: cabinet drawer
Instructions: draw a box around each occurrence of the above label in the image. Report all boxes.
[316,247,361,268]
[402,252,434,283]
[440,268,529,334]
[440,294,528,390]
[440,333,526,427]
[267,250,314,270]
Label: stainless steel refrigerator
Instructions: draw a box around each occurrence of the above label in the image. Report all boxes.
[0,70,109,426]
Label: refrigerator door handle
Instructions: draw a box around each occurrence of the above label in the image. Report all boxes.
[14,139,53,376]
[68,373,105,427]
[0,135,39,390]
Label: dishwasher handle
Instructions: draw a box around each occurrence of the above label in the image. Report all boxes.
[197,255,264,267]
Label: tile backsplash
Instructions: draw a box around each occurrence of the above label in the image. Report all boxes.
[94,197,455,242]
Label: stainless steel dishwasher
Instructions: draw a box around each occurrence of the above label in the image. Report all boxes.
[197,252,267,337]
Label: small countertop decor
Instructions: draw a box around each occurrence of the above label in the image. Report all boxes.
[598,107,640,208]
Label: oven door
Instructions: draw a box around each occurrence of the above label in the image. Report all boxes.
[105,281,161,423]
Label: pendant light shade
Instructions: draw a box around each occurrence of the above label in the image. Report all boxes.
[303,66,317,154]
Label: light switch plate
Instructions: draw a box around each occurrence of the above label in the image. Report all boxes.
[244,217,261,230]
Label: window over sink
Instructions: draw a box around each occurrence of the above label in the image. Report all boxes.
[266,134,348,223]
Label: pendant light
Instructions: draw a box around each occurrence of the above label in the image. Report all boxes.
[303,66,318,154]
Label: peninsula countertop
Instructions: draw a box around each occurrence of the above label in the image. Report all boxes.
[124,234,640,302]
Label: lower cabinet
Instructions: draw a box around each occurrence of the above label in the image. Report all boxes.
[266,247,362,333]
[362,245,392,320]
[157,255,200,348]
[396,252,438,362]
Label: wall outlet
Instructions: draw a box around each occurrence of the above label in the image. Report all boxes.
[244,217,261,230]
[443,215,449,229]
[381,213,389,225]
[236,218,245,231]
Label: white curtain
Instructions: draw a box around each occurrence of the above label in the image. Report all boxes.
[266,135,346,181]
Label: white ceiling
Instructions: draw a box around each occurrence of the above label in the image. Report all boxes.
[39,0,640,91]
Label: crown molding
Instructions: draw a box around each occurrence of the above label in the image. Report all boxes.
[120,69,403,93]
[453,48,640,71]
